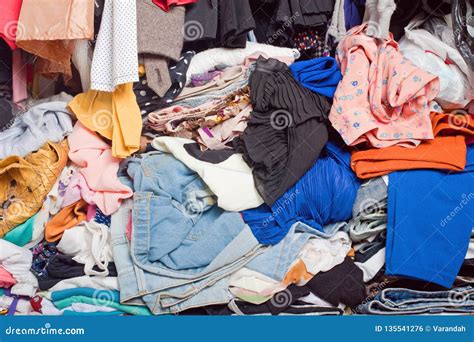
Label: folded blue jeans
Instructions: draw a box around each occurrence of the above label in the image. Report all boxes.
[356,286,474,315]
[113,150,266,314]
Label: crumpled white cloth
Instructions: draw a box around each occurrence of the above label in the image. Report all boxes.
[57,221,113,276]
[0,240,38,297]
[185,42,299,85]
[298,231,352,281]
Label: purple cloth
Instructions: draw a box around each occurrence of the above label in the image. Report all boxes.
[190,70,223,87]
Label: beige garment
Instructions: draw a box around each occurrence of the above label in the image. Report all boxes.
[148,87,250,141]
[196,103,252,150]
[176,65,247,102]
[16,0,94,82]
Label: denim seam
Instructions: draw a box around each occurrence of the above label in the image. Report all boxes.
[158,245,264,293]
[149,247,264,311]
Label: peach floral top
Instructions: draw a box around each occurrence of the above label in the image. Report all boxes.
[330,24,440,148]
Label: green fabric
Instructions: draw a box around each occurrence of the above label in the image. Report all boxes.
[63,310,123,316]
[53,296,152,316]
[0,289,4,296]
[3,214,36,246]
[234,292,272,305]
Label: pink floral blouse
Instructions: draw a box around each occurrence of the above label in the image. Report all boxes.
[329,24,440,148]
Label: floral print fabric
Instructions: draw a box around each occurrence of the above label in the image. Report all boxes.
[329,24,440,148]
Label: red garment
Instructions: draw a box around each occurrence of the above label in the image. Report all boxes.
[0,0,23,49]
[30,296,43,313]
[152,0,197,12]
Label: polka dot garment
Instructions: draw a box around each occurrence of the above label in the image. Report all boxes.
[90,0,139,92]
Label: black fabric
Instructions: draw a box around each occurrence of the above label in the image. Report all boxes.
[184,0,219,42]
[458,259,474,277]
[251,0,334,47]
[234,56,330,206]
[37,254,118,291]
[230,302,342,316]
[134,51,194,116]
[183,143,235,164]
[289,0,335,27]
[92,0,105,47]
[389,0,452,41]
[0,40,12,86]
[250,0,278,43]
[0,41,13,132]
[216,0,255,48]
[237,285,310,315]
[354,231,387,263]
[306,257,366,307]
[183,0,254,51]
[0,96,13,132]
[202,285,342,316]
[201,303,342,316]
[389,1,422,41]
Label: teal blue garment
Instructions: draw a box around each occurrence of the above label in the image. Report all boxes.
[63,310,123,316]
[0,289,4,296]
[53,296,152,316]
[51,288,120,303]
[3,214,36,246]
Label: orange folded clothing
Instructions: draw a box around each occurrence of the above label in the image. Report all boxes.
[351,136,467,179]
[45,199,88,242]
[351,112,474,179]
[431,112,474,136]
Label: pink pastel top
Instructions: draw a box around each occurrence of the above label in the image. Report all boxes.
[330,24,440,148]
[67,122,133,215]
[0,266,16,288]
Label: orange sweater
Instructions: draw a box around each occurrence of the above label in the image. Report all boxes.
[351,112,474,179]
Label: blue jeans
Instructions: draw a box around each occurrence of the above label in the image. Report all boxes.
[245,223,314,281]
[356,286,474,315]
[112,151,265,314]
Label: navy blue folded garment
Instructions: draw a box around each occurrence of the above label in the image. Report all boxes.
[242,141,360,245]
[386,145,474,288]
[289,57,342,98]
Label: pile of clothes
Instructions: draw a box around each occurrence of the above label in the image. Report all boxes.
[0,0,473,316]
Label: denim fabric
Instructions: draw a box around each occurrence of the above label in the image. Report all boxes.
[113,150,265,314]
[125,151,254,271]
[112,200,262,314]
[245,221,347,282]
[356,286,474,315]
[348,177,387,242]
[317,221,348,239]
[245,223,317,282]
